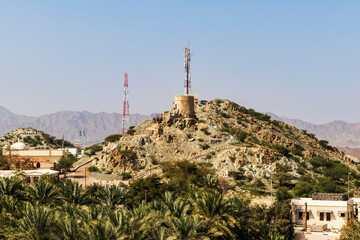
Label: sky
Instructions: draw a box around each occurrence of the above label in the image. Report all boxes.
[0,1,359,124]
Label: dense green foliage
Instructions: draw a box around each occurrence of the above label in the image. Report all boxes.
[104,134,122,143]
[0,162,293,240]
[244,109,271,122]
[55,154,77,175]
[86,145,103,153]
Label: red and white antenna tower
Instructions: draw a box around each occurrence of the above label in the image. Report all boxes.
[121,73,129,134]
[184,42,191,95]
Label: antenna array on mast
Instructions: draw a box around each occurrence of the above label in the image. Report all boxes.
[184,42,191,95]
[121,73,130,134]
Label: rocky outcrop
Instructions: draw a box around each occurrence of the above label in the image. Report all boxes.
[92,99,355,183]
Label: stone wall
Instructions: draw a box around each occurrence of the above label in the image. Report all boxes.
[90,172,123,181]
[312,193,348,201]
[174,95,195,118]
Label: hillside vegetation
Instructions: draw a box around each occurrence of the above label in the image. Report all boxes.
[0,128,74,149]
[92,99,359,198]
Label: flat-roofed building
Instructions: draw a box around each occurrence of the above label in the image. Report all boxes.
[291,193,354,232]
[0,169,59,183]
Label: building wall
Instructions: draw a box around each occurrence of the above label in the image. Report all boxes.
[174,95,195,118]
[35,161,55,169]
[3,149,67,160]
[291,199,354,230]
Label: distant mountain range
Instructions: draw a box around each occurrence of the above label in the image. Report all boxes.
[0,105,157,145]
[1,104,360,149]
[268,113,360,148]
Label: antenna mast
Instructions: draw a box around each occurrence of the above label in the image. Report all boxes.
[184,42,191,95]
[121,73,130,134]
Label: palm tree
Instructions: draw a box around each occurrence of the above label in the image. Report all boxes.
[194,190,236,239]
[201,174,219,189]
[26,180,61,206]
[11,203,58,240]
[165,215,209,240]
[228,196,253,240]
[60,179,93,205]
[83,219,117,240]
[0,176,25,199]
[55,217,84,240]
[0,195,22,237]
[98,185,126,210]
[162,192,190,218]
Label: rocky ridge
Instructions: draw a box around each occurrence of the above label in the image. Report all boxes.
[93,99,355,183]
[0,128,74,150]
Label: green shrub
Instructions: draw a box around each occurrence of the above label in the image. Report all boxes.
[119,149,136,159]
[296,167,306,175]
[309,156,331,169]
[245,109,271,122]
[200,127,210,135]
[272,145,291,156]
[127,129,136,135]
[88,166,100,172]
[162,160,212,187]
[291,145,304,157]
[104,134,122,143]
[150,155,158,165]
[323,162,349,181]
[87,145,103,153]
[200,144,210,150]
[221,112,231,118]
[293,182,314,197]
[319,140,329,148]
[121,172,132,180]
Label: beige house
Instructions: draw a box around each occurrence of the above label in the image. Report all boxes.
[0,169,59,183]
[291,193,354,232]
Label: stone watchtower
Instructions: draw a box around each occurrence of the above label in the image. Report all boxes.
[174,95,195,118]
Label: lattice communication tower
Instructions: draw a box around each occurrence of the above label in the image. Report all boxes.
[121,73,129,134]
[184,43,191,95]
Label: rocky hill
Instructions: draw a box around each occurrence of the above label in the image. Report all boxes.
[93,99,356,187]
[269,113,360,148]
[0,128,74,149]
[336,146,360,161]
[0,105,157,145]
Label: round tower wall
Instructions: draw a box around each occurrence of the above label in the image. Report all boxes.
[174,95,195,118]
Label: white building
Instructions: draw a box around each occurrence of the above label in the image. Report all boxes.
[291,193,354,232]
[0,169,59,183]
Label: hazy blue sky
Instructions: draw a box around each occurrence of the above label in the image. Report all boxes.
[1,1,359,124]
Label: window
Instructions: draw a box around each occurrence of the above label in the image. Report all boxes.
[36,162,40,168]
[326,212,331,221]
[301,211,310,220]
[320,212,324,221]
[341,212,346,218]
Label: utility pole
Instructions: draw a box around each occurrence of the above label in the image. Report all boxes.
[304,202,308,232]
[84,165,87,187]
[270,164,273,205]
[121,73,130,134]
[348,172,351,199]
